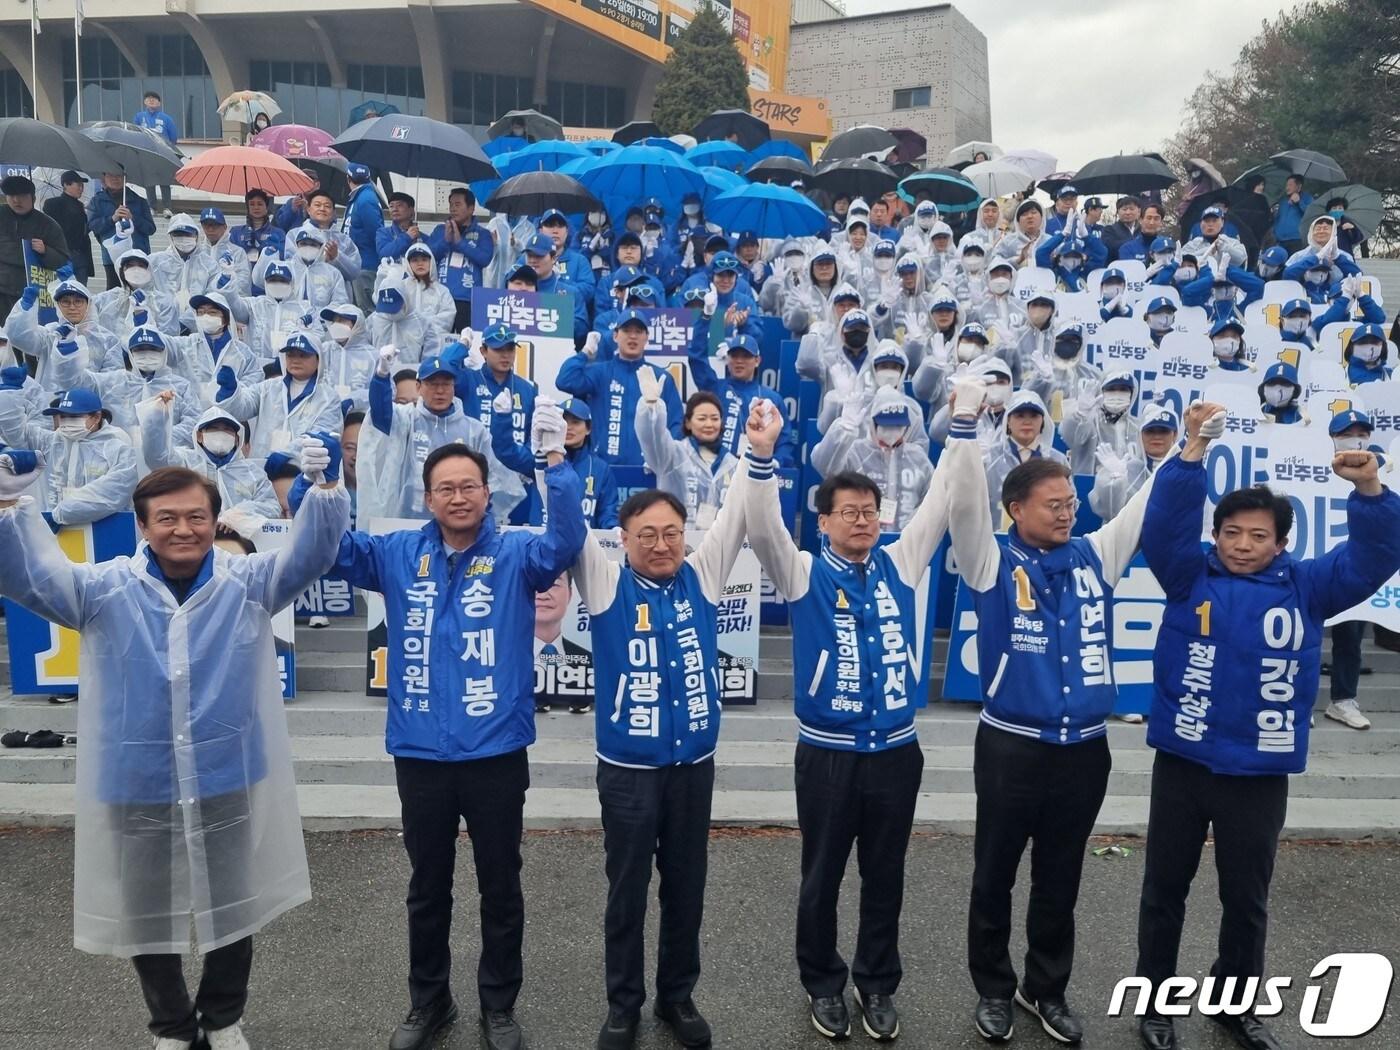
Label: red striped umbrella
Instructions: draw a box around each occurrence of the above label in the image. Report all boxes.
[175,145,314,196]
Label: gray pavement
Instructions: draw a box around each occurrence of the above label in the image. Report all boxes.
[1,827,1396,1049]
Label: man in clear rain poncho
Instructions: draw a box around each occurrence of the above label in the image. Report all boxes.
[0,437,350,1050]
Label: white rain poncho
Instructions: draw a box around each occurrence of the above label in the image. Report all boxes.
[163,328,265,390]
[316,305,377,411]
[810,387,934,531]
[393,249,457,342]
[634,398,738,528]
[365,306,429,364]
[1058,369,1142,476]
[984,389,1069,525]
[253,228,349,314]
[150,217,219,325]
[0,391,138,523]
[227,290,315,362]
[84,361,205,452]
[91,250,182,338]
[0,483,349,956]
[5,300,122,393]
[219,372,344,458]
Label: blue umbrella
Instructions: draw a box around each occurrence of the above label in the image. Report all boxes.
[700,167,746,207]
[494,139,590,177]
[581,139,622,156]
[483,135,527,159]
[750,139,809,163]
[556,154,599,179]
[332,114,494,181]
[347,100,399,125]
[896,168,981,211]
[579,145,708,217]
[638,136,685,155]
[708,183,827,238]
[685,140,751,171]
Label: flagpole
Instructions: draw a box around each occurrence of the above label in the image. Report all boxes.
[30,0,38,119]
[74,0,83,123]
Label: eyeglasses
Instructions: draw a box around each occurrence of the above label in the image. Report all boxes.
[632,528,684,549]
[831,507,880,523]
[430,482,485,500]
[1043,498,1080,518]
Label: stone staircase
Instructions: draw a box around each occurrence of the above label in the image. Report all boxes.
[3,618,1400,839]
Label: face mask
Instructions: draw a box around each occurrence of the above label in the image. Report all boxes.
[1102,391,1133,413]
[1028,305,1053,327]
[1212,285,1236,302]
[1305,269,1328,285]
[329,321,354,342]
[683,204,701,218]
[955,341,981,363]
[642,230,660,247]
[201,431,238,457]
[1147,313,1174,333]
[785,254,804,271]
[266,282,293,301]
[196,313,224,334]
[963,255,985,274]
[1212,337,1240,359]
[1263,384,1294,407]
[873,367,902,388]
[986,382,1010,406]
[1333,436,1367,453]
[56,418,90,440]
[1062,257,1082,273]
[296,244,321,263]
[874,257,894,273]
[875,424,906,447]
[1053,340,1080,361]
[844,330,869,351]
[988,276,1012,295]
[1175,265,1197,282]
[588,211,605,227]
[1281,316,1309,335]
[130,349,164,372]
[1352,341,1383,364]
[124,267,152,288]
[171,235,197,253]
[1330,209,1346,220]
[1259,264,1280,279]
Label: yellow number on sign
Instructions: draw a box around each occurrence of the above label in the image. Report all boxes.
[36,526,91,684]
[369,646,388,691]
[1012,566,1036,611]
[634,603,652,632]
[1196,600,1211,636]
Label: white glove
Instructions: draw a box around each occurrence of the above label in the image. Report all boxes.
[582,330,601,360]
[375,344,400,377]
[218,254,239,275]
[702,283,719,318]
[637,365,662,404]
[1076,216,1089,239]
[531,400,566,456]
[951,376,987,420]
[1095,441,1127,481]
[1341,275,1358,300]
[459,326,477,348]
[880,286,899,311]
[589,232,603,252]
[299,436,331,482]
[750,259,765,281]
[682,241,696,268]
[1030,350,1053,382]
[0,450,44,499]
[1198,405,1227,440]
[492,389,513,414]
[1144,260,1164,279]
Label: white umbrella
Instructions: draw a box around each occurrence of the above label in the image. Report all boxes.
[669,133,698,151]
[946,140,1002,167]
[1187,158,1225,188]
[961,159,1032,199]
[217,90,282,124]
[1000,148,1058,183]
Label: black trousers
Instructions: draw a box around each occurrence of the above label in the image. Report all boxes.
[1136,750,1288,992]
[968,723,1111,1002]
[794,740,924,998]
[144,183,171,210]
[394,748,530,1013]
[132,936,254,1041]
[596,758,715,1018]
[452,299,473,332]
[1329,621,1366,702]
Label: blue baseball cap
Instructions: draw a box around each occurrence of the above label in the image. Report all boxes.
[1329,407,1372,436]
[832,287,862,306]
[482,323,517,349]
[189,292,231,317]
[1149,235,1176,254]
[264,262,293,283]
[723,334,760,356]
[1144,296,1176,315]
[126,327,166,351]
[841,310,871,331]
[504,262,537,284]
[279,332,320,356]
[199,207,226,225]
[1282,297,1312,317]
[1056,185,1079,198]
[613,308,649,331]
[539,208,569,226]
[735,231,759,248]
[51,278,89,301]
[1260,246,1288,267]
[1210,316,1244,338]
[704,233,730,252]
[43,387,102,416]
[347,162,371,181]
[375,287,405,314]
[1140,404,1180,432]
[1202,206,1225,219]
[896,257,920,274]
[810,248,836,266]
[930,289,959,312]
[293,225,326,244]
[167,214,199,234]
[524,233,555,256]
[1101,268,1127,284]
[959,321,989,342]
[873,239,897,257]
[872,401,911,425]
[559,397,591,422]
[417,356,455,380]
[609,265,644,289]
[1262,360,1300,386]
[1352,322,1387,344]
[711,251,741,274]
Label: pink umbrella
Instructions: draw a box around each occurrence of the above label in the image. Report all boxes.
[175,145,314,197]
[249,124,341,160]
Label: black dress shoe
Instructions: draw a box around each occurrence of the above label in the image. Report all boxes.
[854,988,899,1041]
[596,1007,639,1050]
[480,1008,525,1050]
[1210,1012,1285,1050]
[809,994,851,1040]
[974,996,1014,1041]
[1014,989,1082,1044]
[1139,1015,1177,1050]
[654,998,711,1047]
[389,997,458,1050]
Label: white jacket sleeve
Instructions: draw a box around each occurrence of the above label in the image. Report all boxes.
[885,455,951,588]
[254,482,352,612]
[686,455,753,606]
[738,454,811,601]
[1087,448,1175,587]
[635,397,682,481]
[809,417,859,479]
[943,428,1001,592]
[0,496,90,628]
[571,529,622,620]
[794,327,829,381]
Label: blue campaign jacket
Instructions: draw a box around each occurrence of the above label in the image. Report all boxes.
[556,351,684,464]
[343,184,385,272]
[87,188,156,259]
[685,319,796,467]
[488,415,620,529]
[1273,192,1313,242]
[375,222,428,261]
[329,462,586,762]
[1142,456,1400,775]
[427,220,495,303]
[533,271,591,335]
[229,221,286,260]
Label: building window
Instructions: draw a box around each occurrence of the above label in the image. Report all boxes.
[892,86,931,110]
[451,72,625,130]
[251,61,424,132]
[60,34,217,136]
[0,68,31,118]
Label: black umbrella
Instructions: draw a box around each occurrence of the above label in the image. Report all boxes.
[0,117,112,177]
[612,120,661,146]
[79,121,183,186]
[486,171,601,218]
[291,154,349,204]
[488,109,564,142]
[746,155,813,186]
[898,168,979,209]
[691,109,770,151]
[1037,170,1077,197]
[1270,149,1345,185]
[1071,153,1177,194]
[810,157,898,200]
[1303,184,1383,240]
[821,124,897,162]
[331,114,494,182]
[1180,185,1272,243]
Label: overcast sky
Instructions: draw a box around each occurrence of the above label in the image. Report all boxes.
[839,0,1303,168]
